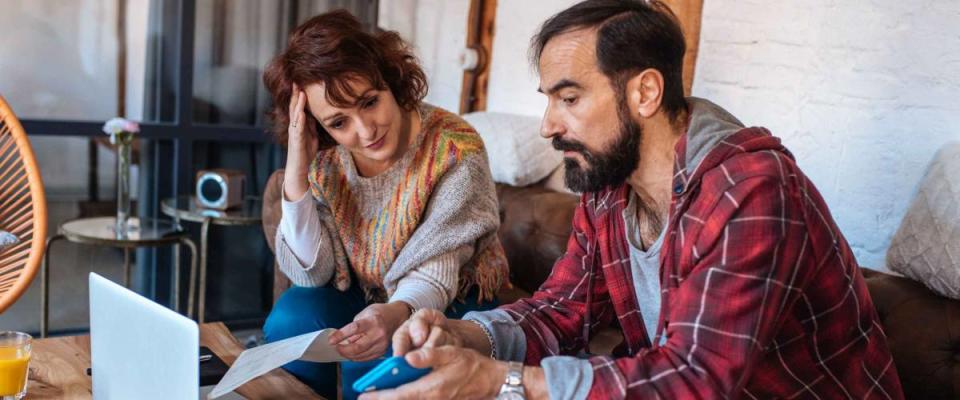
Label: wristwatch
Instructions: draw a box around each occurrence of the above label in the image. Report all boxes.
[496,361,526,400]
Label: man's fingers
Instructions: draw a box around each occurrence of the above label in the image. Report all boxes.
[422,326,447,348]
[407,316,430,347]
[392,323,413,356]
[404,346,457,369]
[357,376,424,400]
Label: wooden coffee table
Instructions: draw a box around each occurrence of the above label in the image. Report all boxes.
[24,322,324,399]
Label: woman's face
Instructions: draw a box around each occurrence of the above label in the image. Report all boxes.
[303,78,407,166]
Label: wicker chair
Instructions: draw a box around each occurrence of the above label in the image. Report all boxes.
[0,95,47,314]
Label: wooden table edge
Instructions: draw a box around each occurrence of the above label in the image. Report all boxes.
[27,322,324,400]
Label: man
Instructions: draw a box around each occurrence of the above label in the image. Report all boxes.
[360,1,904,399]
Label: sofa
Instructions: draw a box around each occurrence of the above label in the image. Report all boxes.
[261,169,959,399]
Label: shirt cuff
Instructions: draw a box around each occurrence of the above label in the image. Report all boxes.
[462,309,526,362]
[541,356,594,400]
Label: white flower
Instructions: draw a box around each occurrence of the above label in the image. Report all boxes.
[102,117,140,144]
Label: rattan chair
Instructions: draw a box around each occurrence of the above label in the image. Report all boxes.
[0,95,47,314]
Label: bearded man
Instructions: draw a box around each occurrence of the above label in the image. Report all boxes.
[362,1,904,399]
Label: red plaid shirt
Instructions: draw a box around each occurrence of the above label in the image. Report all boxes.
[499,128,903,399]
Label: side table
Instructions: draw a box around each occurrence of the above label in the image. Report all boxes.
[160,196,262,323]
[40,217,198,337]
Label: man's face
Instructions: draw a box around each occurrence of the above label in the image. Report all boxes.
[538,28,641,193]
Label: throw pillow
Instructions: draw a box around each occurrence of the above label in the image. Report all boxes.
[462,111,562,187]
[887,142,960,299]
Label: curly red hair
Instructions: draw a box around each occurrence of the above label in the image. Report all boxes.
[262,10,428,148]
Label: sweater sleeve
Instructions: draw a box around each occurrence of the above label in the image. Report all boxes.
[275,186,338,287]
[389,244,473,311]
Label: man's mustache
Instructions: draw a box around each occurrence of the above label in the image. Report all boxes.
[552,137,587,153]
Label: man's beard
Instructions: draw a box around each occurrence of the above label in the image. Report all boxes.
[552,105,641,193]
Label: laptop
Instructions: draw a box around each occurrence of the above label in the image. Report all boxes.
[89,272,245,400]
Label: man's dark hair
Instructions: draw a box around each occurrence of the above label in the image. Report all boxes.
[531,0,687,120]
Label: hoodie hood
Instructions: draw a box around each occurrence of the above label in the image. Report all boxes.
[673,97,792,195]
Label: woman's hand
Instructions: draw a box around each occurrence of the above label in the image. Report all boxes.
[283,83,320,201]
[328,302,412,361]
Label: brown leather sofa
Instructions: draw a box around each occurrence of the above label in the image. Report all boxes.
[262,169,959,399]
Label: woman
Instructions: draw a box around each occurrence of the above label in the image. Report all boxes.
[261,10,508,399]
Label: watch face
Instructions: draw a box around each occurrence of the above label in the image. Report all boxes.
[496,391,525,400]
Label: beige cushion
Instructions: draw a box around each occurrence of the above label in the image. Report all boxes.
[462,111,563,186]
[887,143,960,299]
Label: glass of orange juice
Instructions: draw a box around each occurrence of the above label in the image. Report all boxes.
[0,332,30,400]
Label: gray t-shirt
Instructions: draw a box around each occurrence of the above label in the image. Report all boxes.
[621,191,666,345]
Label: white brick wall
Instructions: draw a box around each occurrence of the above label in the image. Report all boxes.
[694,0,960,270]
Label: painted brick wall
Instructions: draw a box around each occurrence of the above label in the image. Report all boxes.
[694,1,960,270]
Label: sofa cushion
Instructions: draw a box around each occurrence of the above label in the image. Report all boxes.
[862,268,960,400]
[887,143,960,299]
[495,184,578,294]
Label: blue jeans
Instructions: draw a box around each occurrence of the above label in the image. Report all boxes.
[263,283,497,400]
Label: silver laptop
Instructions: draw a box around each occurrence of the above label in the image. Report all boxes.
[89,272,245,399]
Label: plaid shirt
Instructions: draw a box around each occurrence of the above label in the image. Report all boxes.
[498,128,904,399]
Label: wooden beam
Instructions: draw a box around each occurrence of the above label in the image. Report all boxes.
[471,0,497,112]
[459,0,497,114]
[661,0,704,96]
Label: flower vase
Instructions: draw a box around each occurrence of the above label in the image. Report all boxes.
[115,133,134,237]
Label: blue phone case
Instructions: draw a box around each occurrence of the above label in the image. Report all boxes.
[352,356,431,393]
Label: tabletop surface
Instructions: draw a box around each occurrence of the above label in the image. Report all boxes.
[25,322,323,400]
[59,216,185,245]
[161,196,262,225]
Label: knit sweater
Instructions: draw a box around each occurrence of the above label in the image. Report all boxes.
[275,104,508,308]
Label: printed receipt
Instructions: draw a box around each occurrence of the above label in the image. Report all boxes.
[208,328,346,399]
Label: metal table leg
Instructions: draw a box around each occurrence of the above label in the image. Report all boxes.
[179,237,198,320]
[199,217,211,323]
[40,234,66,338]
[122,248,131,288]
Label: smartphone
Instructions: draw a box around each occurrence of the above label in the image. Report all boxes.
[352,356,431,393]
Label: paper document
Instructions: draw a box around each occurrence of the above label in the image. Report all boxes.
[208,328,345,399]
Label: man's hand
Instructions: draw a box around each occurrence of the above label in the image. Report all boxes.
[392,309,464,356]
[328,302,411,361]
[358,346,506,400]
